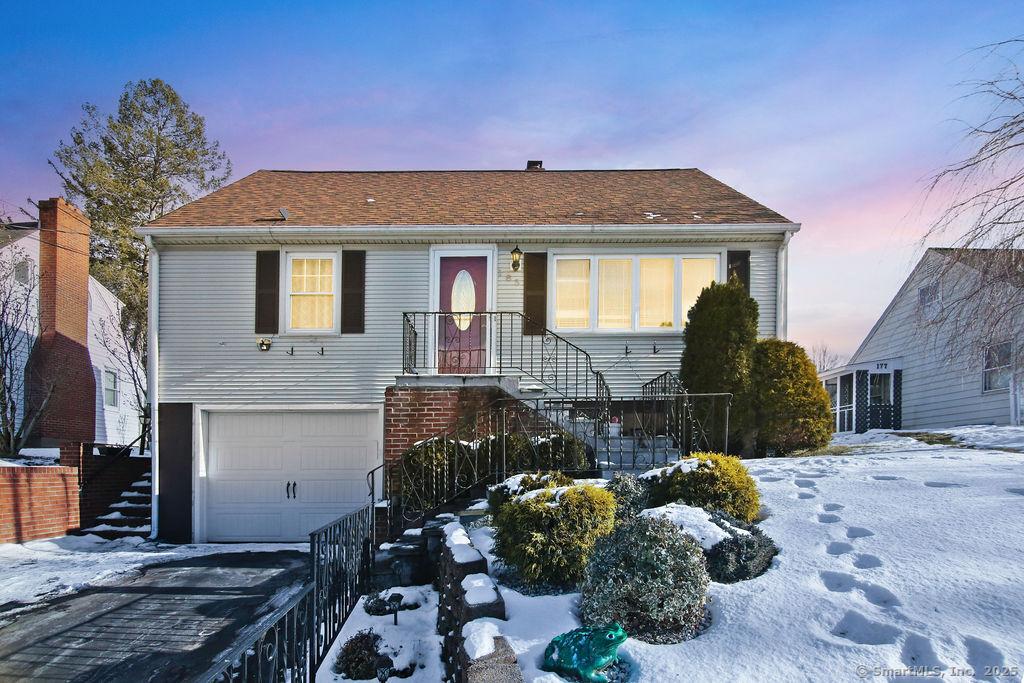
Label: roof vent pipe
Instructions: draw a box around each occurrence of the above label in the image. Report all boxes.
[526,160,544,171]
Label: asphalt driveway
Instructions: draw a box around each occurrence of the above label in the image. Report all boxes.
[0,550,309,682]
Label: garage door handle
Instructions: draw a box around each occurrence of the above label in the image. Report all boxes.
[285,481,292,499]
[292,481,298,499]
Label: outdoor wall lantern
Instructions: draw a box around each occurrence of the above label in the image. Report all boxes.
[257,338,272,351]
[511,245,523,272]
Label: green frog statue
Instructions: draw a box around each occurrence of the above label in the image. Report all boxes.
[540,623,628,682]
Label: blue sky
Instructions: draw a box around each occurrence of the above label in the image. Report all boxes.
[2,1,1021,355]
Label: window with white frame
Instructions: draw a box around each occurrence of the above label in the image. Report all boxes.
[286,253,338,332]
[983,341,1012,392]
[552,253,720,332]
[103,369,119,408]
[918,282,940,318]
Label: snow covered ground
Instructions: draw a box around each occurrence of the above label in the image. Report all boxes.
[931,425,1024,452]
[0,534,306,617]
[316,585,443,682]
[468,434,1024,682]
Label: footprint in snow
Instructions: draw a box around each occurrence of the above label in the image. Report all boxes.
[901,633,945,670]
[872,475,901,481]
[797,492,816,500]
[822,503,844,512]
[819,571,901,608]
[846,526,875,539]
[1007,488,1024,497]
[826,541,854,556]
[853,554,883,569]
[963,636,1009,682]
[759,476,785,482]
[750,469,771,476]
[796,471,828,478]
[817,513,841,524]
[794,479,816,489]
[924,481,967,488]
[831,610,901,645]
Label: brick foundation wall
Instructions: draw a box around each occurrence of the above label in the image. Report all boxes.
[382,385,508,467]
[60,444,151,529]
[0,466,80,543]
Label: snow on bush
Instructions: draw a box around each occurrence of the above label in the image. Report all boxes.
[580,515,710,643]
[492,484,616,587]
[333,628,407,679]
[604,472,648,520]
[486,470,575,510]
[642,503,778,583]
[646,452,761,522]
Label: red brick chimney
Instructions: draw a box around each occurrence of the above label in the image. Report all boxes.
[25,198,96,446]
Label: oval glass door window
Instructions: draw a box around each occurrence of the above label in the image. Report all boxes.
[451,269,476,330]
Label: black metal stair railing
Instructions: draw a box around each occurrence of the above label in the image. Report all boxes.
[401,311,611,402]
[640,371,733,454]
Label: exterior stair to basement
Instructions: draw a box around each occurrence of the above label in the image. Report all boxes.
[83,472,152,539]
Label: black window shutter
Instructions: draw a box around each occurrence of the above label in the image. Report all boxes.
[727,250,751,294]
[254,251,280,334]
[341,250,366,333]
[523,252,547,335]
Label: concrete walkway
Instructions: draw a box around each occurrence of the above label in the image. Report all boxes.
[0,550,309,682]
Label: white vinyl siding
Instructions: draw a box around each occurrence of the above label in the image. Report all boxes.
[852,251,1012,428]
[158,246,428,404]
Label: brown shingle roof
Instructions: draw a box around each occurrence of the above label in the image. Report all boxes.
[148,168,791,227]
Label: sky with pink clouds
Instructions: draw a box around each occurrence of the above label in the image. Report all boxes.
[1,2,1021,357]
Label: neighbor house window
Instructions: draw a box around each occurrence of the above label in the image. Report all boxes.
[14,259,30,284]
[103,369,119,408]
[983,341,1012,392]
[287,253,338,332]
[552,253,721,332]
[554,258,590,328]
[918,282,940,318]
[869,373,892,405]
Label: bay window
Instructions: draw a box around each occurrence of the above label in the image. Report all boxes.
[552,253,722,332]
[287,253,338,332]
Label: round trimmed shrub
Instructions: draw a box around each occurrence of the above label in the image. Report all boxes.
[604,472,647,520]
[647,452,760,523]
[580,516,710,642]
[492,484,616,587]
[486,470,576,510]
[704,510,779,583]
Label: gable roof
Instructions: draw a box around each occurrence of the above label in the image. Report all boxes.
[147,168,792,228]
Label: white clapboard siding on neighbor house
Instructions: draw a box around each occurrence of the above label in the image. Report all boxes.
[158,245,428,404]
[851,251,1010,428]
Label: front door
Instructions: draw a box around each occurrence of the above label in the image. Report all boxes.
[437,255,489,373]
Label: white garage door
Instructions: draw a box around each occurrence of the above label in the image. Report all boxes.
[205,410,380,542]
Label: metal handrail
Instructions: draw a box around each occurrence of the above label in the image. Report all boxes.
[401,311,611,402]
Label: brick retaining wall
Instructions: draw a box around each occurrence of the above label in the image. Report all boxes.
[0,466,79,543]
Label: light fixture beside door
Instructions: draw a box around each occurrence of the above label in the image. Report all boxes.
[511,245,523,272]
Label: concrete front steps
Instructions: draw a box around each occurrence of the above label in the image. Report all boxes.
[83,472,152,540]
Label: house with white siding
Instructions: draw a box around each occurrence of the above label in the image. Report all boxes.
[820,248,1020,434]
[139,163,798,542]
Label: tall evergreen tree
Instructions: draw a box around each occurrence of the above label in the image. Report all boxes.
[49,79,231,412]
[679,278,759,453]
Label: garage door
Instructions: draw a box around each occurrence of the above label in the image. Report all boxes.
[206,410,380,542]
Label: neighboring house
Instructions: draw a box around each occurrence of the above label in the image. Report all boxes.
[2,198,144,448]
[820,247,1020,433]
[140,163,799,542]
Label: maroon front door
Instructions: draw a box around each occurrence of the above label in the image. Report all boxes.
[437,256,488,373]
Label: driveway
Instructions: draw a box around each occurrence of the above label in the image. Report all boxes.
[0,550,309,682]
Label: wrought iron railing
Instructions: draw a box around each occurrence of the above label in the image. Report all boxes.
[387,390,732,529]
[204,584,315,682]
[401,311,611,402]
[640,370,686,398]
[309,504,374,672]
[204,504,374,682]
